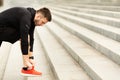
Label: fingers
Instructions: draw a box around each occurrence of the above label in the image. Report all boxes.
[22,55,35,70]
[24,60,33,70]
[29,59,35,66]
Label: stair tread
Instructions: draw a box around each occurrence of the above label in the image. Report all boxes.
[53,12,120,38]
[51,7,120,22]
[36,27,91,80]
[52,11,120,42]
[2,33,54,80]
[0,42,12,80]
[52,10,120,31]
[2,42,24,80]
[52,15,120,51]
[50,5,120,14]
[61,4,120,12]
[27,31,54,80]
[51,15,120,64]
[46,22,120,80]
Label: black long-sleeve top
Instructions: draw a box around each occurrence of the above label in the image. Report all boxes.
[0,7,36,54]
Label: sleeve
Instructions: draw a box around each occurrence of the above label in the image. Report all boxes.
[20,15,31,55]
[29,29,34,52]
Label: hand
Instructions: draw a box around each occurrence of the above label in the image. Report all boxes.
[22,55,33,69]
[28,52,35,66]
[29,58,35,66]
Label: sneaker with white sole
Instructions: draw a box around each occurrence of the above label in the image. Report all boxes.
[20,66,42,76]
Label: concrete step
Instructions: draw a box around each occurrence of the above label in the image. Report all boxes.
[46,22,120,80]
[50,15,120,65]
[2,41,25,80]
[27,30,54,80]
[2,31,54,80]
[58,4,120,12]
[51,10,120,42]
[50,7,120,27]
[0,42,12,80]
[50,5,120,19]
[50,1,120,6]
[36,27,92,80]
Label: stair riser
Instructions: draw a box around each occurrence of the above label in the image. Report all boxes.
[47,25,102,80]
[36,30,60,80]
[66,5,120,12]
[53,13,120,42]
[0,43,11,80]
[53,20,120,65]
[53,9,120,28]
[55,6,120,19]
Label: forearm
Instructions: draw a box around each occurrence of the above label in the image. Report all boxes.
[29,38,34,57]
[21,39,29,55]
[28,51,33,57]
[30,37,34,52]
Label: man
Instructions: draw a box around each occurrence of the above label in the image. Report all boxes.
[0,7,52,76]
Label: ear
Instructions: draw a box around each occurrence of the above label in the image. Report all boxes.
[35,13,41,19]
[34,12,44,20]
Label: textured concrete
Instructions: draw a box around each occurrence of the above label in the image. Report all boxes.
[49,14,120,65]
[51,11,120,42]
[51,7,120,27]
[46,21,120,80]
[36,27,91,80]
[0,42,12,80]
[51,5,120,19]
[2,41,24,80]
[1,32,54,80]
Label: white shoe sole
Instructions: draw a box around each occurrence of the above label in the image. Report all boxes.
[20,72,42,77]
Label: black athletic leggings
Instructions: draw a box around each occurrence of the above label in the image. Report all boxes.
[0,27,20,46]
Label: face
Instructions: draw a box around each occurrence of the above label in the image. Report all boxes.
[34,12,48,26]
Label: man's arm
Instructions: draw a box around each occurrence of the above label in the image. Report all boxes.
[20,15,31,55]
[28,31,34,58]
[28,30,35,66]
[20,14,34,68]
[29,31,34,53]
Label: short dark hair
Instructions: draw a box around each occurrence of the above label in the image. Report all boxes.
[37,7,52,22]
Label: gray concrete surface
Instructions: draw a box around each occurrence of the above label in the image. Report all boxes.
[36,27,92,80]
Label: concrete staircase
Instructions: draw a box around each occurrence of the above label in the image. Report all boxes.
[38,4,120,80]
[0,2,120,80]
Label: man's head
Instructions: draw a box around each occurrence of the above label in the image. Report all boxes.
[34,7,52,26]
